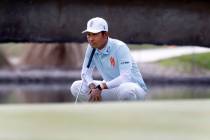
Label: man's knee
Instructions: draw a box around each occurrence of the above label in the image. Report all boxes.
[118,83,137,100]
[70,81,82,97]
[117,83,146,101]
[118,91,137,100]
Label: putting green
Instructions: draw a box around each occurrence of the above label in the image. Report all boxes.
[0,100,209,140]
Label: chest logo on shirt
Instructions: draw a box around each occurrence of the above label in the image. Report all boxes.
[109,56,116,68]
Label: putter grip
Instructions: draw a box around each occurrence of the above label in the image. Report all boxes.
[87,48,96,68]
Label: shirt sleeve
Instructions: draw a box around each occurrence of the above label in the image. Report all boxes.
[106,45,132,88]
[81,45,95,86]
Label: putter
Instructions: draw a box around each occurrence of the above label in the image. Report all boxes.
[75,48,96,104]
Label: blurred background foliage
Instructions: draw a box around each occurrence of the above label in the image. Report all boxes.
[0,43,210,103]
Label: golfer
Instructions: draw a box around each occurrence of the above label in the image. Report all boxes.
[71,17,147,102]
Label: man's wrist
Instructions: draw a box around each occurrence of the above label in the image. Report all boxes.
[101,83,108,89]
[96,84,102,91]
[96,83,108,91]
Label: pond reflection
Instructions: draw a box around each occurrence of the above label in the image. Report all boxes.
[0,84,74,103]
[0,84,209,103]
[147,85,210,100]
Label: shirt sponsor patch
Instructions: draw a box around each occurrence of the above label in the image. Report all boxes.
[110,56,116,68]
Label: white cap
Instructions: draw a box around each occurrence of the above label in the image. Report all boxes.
[82,17,108,33]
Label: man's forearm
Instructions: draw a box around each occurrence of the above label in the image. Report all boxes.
[106,73,131,88]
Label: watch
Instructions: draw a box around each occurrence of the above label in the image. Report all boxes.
[96,84,102,91]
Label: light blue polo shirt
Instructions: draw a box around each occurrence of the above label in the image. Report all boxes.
[82,37,147,92]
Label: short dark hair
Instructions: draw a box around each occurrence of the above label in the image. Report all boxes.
[101,31,107,35]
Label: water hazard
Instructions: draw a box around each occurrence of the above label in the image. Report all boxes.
[0,84,209,103]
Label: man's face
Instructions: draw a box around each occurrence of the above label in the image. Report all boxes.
[87,32,108,49]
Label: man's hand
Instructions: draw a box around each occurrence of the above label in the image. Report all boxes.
[88,88,102,102]
[88,83,96,95]
[88,83,96,89]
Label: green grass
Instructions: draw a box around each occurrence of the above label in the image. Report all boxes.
[0,100,209,140]
[159,52,210,71]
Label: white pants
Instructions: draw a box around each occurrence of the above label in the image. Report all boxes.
[70,80,147,102]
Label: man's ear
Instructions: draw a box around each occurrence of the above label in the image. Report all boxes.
[103,32,109,37]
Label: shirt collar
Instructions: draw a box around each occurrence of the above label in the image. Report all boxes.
[95,38,110,55]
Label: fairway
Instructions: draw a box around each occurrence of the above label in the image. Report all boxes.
[0,100,209,140]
